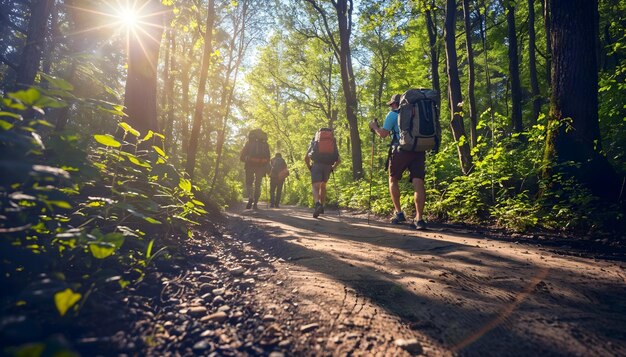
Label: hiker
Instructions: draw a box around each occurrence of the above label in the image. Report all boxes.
[369,90,440,230]
[240,129,271,209]
[269,152,289,208]
[304,128,340,218]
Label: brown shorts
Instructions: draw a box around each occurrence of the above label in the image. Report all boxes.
[389,149,426,181]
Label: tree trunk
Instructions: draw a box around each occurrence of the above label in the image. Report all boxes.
[335,0,363,180]
[528,0,541,124]
[185,0,215,179]
[478,1,495,124]
[543,0,620,201]
[425,5,441,103]
[123,0,165,135]
[462,0,478,148]
[444,0,473,175]
[542,0,552,92]
[210,0,249,193]
[305,0,363,180]
[164,30,177,152]
[13,0,53,90]
[505,0,523,133]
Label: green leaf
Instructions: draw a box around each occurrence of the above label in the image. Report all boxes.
[127,155,151,168]
[54,288,81,316]
[152,145,166,157]
[141,130,153,141]
[0,111,21,120]
[144,217,162,224]
[47,200,73,209]
[146,239,155,259]
[94,134,121,148]
[179,178,192,193]
[9,88,41,105]
[40,73,75,91]
[119,122,140,136]
[89,242,116,259]
[0,119,14,130]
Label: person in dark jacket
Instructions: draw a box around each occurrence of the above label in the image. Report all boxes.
[240,129,270,209]
[269,153,288,208]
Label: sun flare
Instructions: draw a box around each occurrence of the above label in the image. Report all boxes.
[116,7,140,28]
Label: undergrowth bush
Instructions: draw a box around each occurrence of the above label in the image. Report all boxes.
[0,87,206,320]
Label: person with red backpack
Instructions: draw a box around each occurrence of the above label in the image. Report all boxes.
[240,129,271,210]
[305,128,340,218]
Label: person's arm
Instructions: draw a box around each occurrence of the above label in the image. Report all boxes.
[369,119,391,138]
[304,154,311,170]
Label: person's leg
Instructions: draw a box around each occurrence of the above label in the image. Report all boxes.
[312,182,321,203]
[319,181,327,206]
[245,169,254,208]
[253,168,263,207]
[389,176,402,213]
[269,177,277,207]
[276,179,284,207]
[412,178,425,222]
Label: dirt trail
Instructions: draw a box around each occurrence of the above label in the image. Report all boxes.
[228,204,626,356]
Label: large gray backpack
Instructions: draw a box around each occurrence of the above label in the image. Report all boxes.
[398,89,440,152]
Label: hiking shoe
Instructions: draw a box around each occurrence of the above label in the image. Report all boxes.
[246,199,252,209]
[390,211,406,224]
[313,202,322,218]
[413,219,427,230]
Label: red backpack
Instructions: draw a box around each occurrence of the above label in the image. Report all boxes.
[309,128,338,164]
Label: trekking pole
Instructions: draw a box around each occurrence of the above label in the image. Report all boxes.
[332,169,341,219]
[368,123,376,225]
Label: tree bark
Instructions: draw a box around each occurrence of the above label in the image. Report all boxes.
[305,0,363,180]
[543,0,620,201]
[462,0,478,148]
[542,0,552,92]
[185,0,215,179]
[505,0,523,133]
[13,0,53,90]
[163,29,177,152]
[425,4,441,103]
[123,0,165,135]
[444,0,473,175]
[528,0,541,124]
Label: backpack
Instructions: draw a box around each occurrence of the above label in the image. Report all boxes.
[397,88,440,152]
[270,156,287,177]
[244,129,270,164]
[309,128,339,164]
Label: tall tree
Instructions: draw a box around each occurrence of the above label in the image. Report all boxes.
[210,0,251,193]
[13,0,53,90]
[425,1,441,103]
[304,0,363,180]
[528,0,541,123]
[444,0,473,174]
[185,0,215,178]
[542,0,552,86]
[162,27,177,152]
[462,0,478,148]
[505,0,523,133]
[123,0,166,135]
[543,0,620,200]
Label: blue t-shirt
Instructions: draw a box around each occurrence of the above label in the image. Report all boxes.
[383,110,399,145]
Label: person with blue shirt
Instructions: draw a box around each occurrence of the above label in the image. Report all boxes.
[369,94,428,230]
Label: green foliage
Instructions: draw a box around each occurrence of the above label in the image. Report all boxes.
[0,88,205,320]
